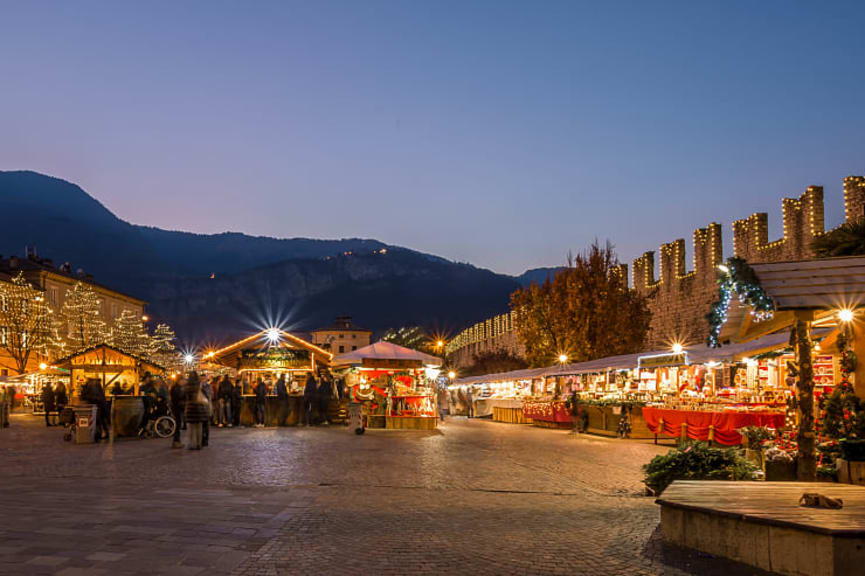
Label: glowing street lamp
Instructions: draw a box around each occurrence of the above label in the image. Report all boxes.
[266,327,281,343]
[39,362,48,371]
[448,371,456,381]
[558,354,568,365]
[183,353,195,365]
[671,342,684,355]
[839,308,855,323]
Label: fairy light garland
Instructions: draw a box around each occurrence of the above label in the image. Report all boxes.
[706,257,774,348]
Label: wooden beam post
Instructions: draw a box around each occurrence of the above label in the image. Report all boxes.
[852,319,865,400]
[795,310,816,482]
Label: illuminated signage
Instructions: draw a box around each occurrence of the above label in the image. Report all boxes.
[638,353,688,369]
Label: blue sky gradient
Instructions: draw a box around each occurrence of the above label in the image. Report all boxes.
[2,1,864,274]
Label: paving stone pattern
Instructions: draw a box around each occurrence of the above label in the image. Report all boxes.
[0,415,770,575]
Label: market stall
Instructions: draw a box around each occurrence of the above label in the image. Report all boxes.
[451,367,545,422]
[207,329,333,426]
[333,341,441,430]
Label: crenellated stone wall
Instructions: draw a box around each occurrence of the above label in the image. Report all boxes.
[446,175,865,368]
[629,223,723,347]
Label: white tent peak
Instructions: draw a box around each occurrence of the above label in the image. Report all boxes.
[333,340,443,367]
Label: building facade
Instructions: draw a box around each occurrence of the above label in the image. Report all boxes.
[0,253,146,375]
[310,316,372,355]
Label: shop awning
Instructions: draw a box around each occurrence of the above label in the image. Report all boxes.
[333,341,443,368]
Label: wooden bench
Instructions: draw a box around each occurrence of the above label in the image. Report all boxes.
[657,481,865,576]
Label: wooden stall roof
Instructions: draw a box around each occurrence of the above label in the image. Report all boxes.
[208,329,333,367]
[752,256,865,311]
[54,343,164,374]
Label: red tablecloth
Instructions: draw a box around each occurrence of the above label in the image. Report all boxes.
[523,401,572,423]
[641,407,785,446]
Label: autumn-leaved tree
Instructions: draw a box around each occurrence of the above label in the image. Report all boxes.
[0,273,62,374]
[61,281,108,352]
[510,241,651,367]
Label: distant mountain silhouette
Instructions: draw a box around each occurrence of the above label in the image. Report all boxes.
[515,266,566,286]
[0,170,521,343]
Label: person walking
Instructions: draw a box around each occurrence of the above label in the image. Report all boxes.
[55,382,68,417]
[465,386,474,419]
[302,373,317,426]
[275,375,288,426]
[0,385,10,428]
[41,382,56,427]
[437,385,449,422]
[201,377,214,446]
[231,378,242,427]
[217,375,233,427]
[317,377,332,425]
[183,372,208,450]
[169,376,185,449]
[253,378,267,427]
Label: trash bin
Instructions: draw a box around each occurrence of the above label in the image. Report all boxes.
[348,402,364,434]
[73,405,98,444]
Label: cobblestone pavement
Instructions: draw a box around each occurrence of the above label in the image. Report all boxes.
[0,414,770,575]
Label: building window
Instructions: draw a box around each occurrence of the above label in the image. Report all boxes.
[0,326,6,345]
[339,333,344,339]
[338,345,345,353]
[49,288,58,306]
[111,303,118,318]
[351,346,357,351]
[352,334,356,339]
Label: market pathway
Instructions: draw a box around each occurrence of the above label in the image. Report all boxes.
[0,415,771,576]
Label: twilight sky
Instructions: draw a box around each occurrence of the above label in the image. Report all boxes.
[2,1,864,275]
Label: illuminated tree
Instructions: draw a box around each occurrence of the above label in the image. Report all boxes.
[61,281,107,352]
[511,241,651,367]
[109,309,151,356]
[0,273,60,374]
[148,322,181,370]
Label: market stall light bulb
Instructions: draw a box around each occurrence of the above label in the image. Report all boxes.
[448,371,456,380]
[39,363,47,371]
[671,343,684,355]
[558,354,568,364]
[717,264,730,274]
[839,308,855,323]
[266,327,280,343]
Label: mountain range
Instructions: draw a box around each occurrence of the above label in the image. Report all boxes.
[0,170,543,344]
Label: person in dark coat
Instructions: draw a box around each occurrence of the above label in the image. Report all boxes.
[81,378,109,441]
[41,383,56,426]
[169,376,185,449]
[302,374,317,426]
[183,372,208,450]
[231,379,242,427]
[317,377,332,425]
[201,377,215,446]
[54,382,68,416]
[275,375,288,426]
[253,378,267,427]
[217,375,233,427]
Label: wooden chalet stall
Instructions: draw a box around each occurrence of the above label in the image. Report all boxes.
[55,344,165,436]
[334,341,442,430]
[747,256,865,481]
[56,344,163,398]
[207,329,333,426]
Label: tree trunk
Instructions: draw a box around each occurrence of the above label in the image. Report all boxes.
[795,313,816,482]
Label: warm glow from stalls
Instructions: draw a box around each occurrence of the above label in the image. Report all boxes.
[839,308,855,323]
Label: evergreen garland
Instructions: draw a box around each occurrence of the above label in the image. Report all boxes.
[706,257,774,348]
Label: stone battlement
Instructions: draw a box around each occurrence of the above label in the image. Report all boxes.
[446,175,865,368]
